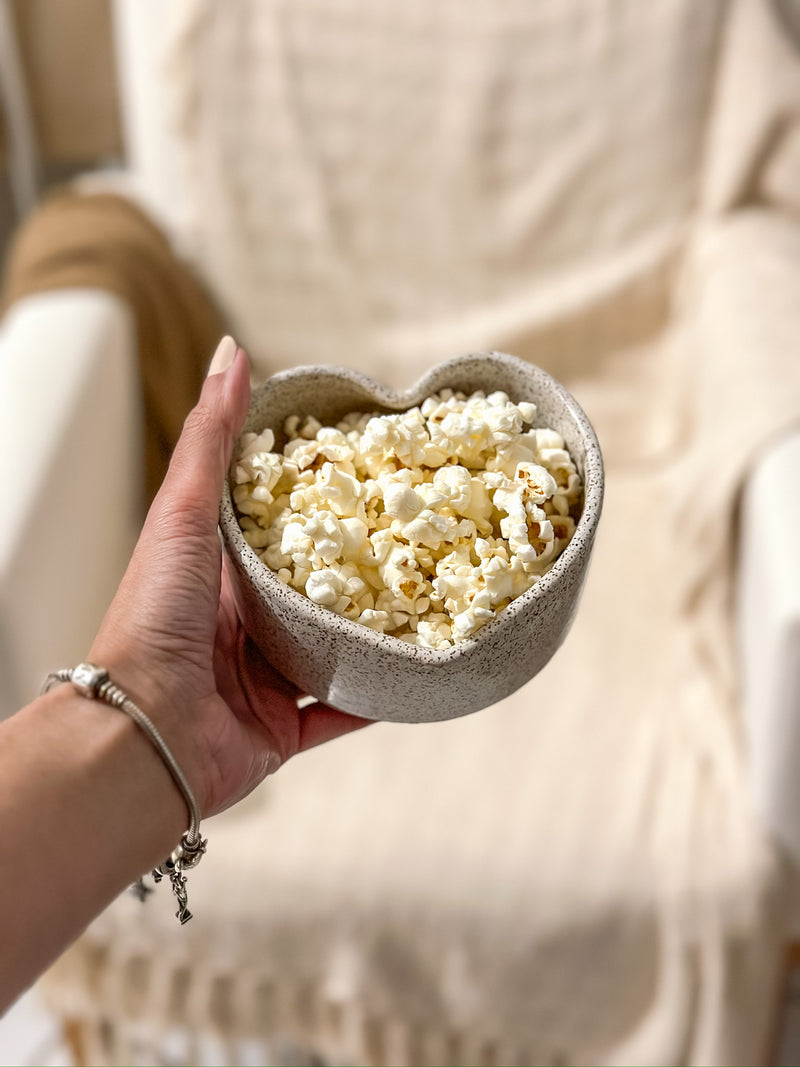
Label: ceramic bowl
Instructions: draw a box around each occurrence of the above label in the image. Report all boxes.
[219,351,603,723]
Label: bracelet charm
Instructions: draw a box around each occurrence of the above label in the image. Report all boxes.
[42,662,206,925]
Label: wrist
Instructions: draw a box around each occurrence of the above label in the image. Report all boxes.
[26,684,187,872]
[85,643,213,814]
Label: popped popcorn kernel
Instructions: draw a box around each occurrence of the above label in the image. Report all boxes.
[232,388,583,647]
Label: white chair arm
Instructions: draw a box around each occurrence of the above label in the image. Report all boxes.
[738,429,800,889]
[0,290,141,720]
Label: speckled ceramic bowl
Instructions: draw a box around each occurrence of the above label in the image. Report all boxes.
[219,351,603,722]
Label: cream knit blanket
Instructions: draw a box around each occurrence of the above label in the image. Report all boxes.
[40,2,800,1064]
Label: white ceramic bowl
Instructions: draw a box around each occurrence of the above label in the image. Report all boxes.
[219,351,603,722]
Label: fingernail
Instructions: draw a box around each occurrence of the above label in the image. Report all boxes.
[207,335,238,377]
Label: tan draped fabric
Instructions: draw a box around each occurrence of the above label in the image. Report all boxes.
[1,190,225,503]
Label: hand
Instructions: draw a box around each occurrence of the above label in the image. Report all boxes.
[88,337,368,817]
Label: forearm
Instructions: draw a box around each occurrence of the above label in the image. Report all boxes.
[0,685,186,1011]
[0,340,362,1013]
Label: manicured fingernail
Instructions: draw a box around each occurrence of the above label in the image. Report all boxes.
[207,335,237,377]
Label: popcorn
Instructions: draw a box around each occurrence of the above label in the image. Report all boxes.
[514,462,558,504]
[304,512,345,566]
[400,509,463,550]
[280,520,313,563]
[358,608,393,632]
[305,568,349,610]
[317,463,363,518]
[432,465,472,511]
[283,436,321,471]
[232,388,582,648]
[382,482,423,523]
[339,516,372,564]
[315,427,355,463]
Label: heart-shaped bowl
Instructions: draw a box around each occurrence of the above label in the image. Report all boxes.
[219,351,603,723]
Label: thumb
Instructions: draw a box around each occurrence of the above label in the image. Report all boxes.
[153,336,251,536]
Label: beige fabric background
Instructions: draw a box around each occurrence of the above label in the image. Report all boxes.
[40,1,800,1064]
[164,0,722,386]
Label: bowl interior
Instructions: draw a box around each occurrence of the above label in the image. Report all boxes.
[220,351,603,670]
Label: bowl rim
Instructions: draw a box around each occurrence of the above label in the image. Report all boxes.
[220,350,604,663]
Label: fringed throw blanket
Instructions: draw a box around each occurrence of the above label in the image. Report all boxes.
[22,2,800,1064]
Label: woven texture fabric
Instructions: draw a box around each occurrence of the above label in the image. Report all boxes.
[163,0,724,382]
[39,2,800,1064]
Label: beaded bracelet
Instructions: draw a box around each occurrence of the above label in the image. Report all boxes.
[42,662,206,924]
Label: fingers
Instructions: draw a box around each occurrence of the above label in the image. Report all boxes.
[297,703,373,752]
[154,337,251,534]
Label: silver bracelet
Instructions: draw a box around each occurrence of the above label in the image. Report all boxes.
[42,662,207,924]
